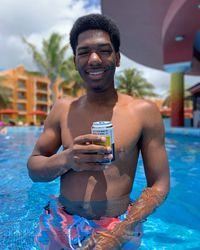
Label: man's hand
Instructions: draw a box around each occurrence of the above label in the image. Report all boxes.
[78,231,122,250]
[78,222,135,250]
[65,134,113,172]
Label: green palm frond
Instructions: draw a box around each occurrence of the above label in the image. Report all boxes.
[116,68,157,97]
[0,85,11,108]
[61,57,81,82]
[22,33,70,102]
[25,70,44,76]
[59,56,83,96]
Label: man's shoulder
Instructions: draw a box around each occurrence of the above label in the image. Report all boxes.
[53,96,82,110]
[44,96,82,127]
[119,94,162,127]
[56,96,76,106]
[119,93,158,113]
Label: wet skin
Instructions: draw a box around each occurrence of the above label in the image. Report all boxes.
[27,30,169,218]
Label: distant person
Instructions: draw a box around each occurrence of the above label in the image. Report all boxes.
[27,14,170,250]
[8,120,16,126]
[17,121,24,126]
[0,126,7,135]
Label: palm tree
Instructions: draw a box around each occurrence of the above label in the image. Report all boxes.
[116,68,157,98]
[0,76,11,108]
[0,86,11,108]
[23,33,69,105]
[59,56,84,97]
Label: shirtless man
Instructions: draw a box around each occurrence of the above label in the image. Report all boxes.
[27,14,170,250]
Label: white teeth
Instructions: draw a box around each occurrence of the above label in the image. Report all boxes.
[89,71,104,75]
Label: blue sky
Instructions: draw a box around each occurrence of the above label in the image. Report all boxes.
[85,0,100,9]
[0,0,199,97]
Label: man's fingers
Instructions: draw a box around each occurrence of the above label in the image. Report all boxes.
[74,153,113,163]
[73,144,111,154]
[74,134,106,145]
[70,134,112,172]
[80,233,97,249]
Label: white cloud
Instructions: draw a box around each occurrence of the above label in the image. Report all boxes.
[0,0,63,35]
[0,0,100,70]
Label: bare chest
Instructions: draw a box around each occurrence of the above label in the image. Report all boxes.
[60,106,142,156]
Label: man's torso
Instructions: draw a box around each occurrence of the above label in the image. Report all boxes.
[57,93,146,218]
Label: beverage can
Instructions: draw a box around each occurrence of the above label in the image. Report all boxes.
[91,121,115,163]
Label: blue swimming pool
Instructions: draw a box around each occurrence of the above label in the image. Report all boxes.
[0,126,200,249]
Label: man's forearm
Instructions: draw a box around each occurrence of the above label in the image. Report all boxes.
[27,151,70,182]
[111,186,169,243]
[126,187,167,225]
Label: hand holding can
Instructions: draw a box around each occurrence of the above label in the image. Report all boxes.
[91,121,115,164]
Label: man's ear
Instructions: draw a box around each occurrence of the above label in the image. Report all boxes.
[116,52,120,67]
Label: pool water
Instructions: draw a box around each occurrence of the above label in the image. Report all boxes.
[0,127,200,250]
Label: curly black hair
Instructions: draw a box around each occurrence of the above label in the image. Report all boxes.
[69,13,120,55]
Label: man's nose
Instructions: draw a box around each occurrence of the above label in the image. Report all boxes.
[88,51,102,65]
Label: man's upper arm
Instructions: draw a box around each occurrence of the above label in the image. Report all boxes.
[140,102,170,191]
[31,101,62,157]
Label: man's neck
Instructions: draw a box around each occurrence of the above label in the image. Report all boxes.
[85,87,118,107]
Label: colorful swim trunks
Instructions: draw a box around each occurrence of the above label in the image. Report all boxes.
[35,197,143,250]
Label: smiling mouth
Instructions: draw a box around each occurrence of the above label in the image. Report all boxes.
[86,69,105,79]
[86,65,115,79]
[88,71,104,75]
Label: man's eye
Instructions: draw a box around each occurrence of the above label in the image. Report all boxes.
[100,50,112,54]
[78,51,89,56]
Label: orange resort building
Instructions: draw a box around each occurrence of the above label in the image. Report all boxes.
[0,65,84,125]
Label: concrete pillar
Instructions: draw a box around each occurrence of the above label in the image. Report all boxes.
[164,61,191,127]
[170,72,184,127]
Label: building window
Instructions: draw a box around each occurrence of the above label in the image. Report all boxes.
[36,104,47,112]
[36,93,48,102]
[17,79,26,89]
[17,92,26,100]
[17,103,26,111]
[36,81,48,91]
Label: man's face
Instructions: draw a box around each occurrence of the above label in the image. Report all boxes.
[74,29,120,92]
